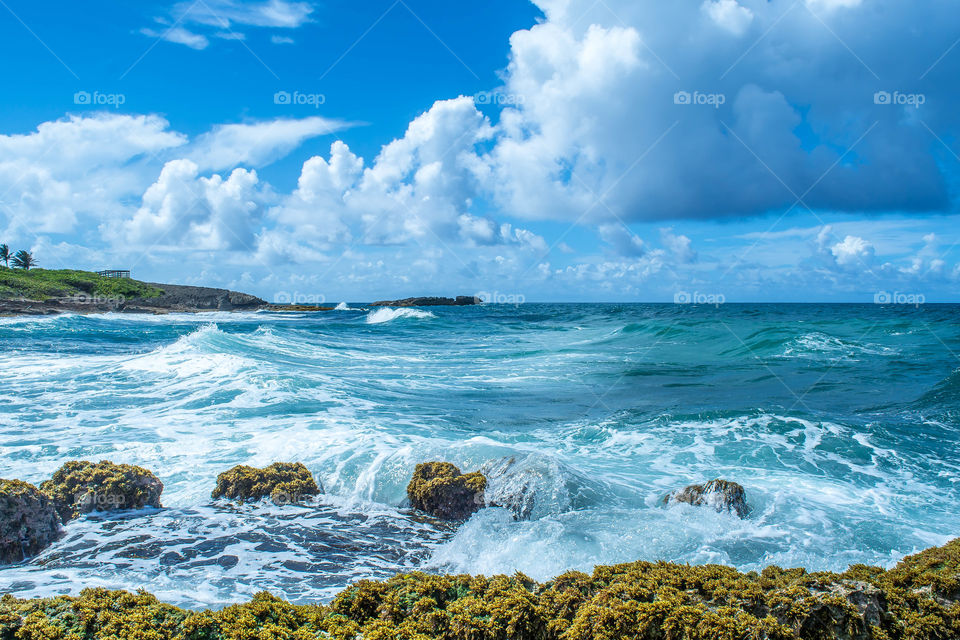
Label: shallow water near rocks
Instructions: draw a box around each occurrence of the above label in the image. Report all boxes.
[0,303,957,608]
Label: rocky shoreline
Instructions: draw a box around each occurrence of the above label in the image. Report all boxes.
[0,285,480,316]
[0,538,957,639]
[2,459,957,638]
[0,267,486,315]
[0,282,266,316]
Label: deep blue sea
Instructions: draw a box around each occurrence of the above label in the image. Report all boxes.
[0,303,957,608]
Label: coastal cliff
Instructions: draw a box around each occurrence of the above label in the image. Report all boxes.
[0,268,265,315]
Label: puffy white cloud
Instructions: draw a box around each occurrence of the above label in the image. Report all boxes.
[702,0,754,36]
[0,114,185,234]
[0,113,185,173]
[660,229,697,264]
[122,159,267,250]
[598,224,645,257]
[334,97,495,245]
[901,233,946,277]
[831,235,875,267]
[482,0,959,224]
[261,100,551,262]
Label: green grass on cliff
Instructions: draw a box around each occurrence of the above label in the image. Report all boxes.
[0,267,162,301]
[1,538,958,640]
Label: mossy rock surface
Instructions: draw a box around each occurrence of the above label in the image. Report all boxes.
[664,477,751,518]
[0,479,62,564]
[39,460,163,522]
[1,537,960,639]
[407,462,487,521]
[211,462,321,504]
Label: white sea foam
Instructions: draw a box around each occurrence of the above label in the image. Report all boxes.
[780,332,898,359]
[0,500,452,608]
[335,302,363,311]
[365,307,436,324]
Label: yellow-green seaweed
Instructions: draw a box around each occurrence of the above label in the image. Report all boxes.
[39,460,164,522]
[211,462,321,505]
[407,462,487,521]
[2,537,958,639]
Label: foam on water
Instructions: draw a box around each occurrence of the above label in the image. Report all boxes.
[0,303,958,606]
[365,308,436,324]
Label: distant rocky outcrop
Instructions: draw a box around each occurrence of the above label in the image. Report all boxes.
[664,478,750,518]
[40,460,163,521]
[370,296,479,307]
[211,462,322,505]
[0,479,62,564]
[265,304,335,312]
[407,462,486,521]
[126,283,264,312]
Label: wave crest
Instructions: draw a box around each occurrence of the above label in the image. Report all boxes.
[366,308,436,324]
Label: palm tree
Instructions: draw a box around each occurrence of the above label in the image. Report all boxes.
[0,244,8,267]
[11,250,36,270]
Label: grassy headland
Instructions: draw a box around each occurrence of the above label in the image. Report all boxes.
[0,267,162,301]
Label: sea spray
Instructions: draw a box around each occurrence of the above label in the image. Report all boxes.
[365,307,436,324]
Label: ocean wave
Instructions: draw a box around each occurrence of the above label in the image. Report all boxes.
[84,311,271,324]
[424,502,916,583]
[0,313,79,328]
[779,332,898,359]
[365,308,436,324]
[1,305,958,608]
[334,302,364,311]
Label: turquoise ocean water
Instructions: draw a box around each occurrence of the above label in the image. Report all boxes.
[0,303,957,607]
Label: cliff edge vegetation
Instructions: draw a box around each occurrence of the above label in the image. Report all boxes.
[0,268,162,301]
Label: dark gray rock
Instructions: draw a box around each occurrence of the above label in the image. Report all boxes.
[0,479,62,564]
[128,283,265,312]
[663,478,750,518]
[370,296,479,307]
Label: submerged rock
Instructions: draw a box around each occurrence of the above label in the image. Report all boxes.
[481,454,622,520]
[407,462,486,521]
[664,478,750,518]
[0,479,62,564]
[40,460,163,522]
[211,462,321,505]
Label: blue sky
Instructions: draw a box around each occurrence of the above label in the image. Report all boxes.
[1,0,959,302]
